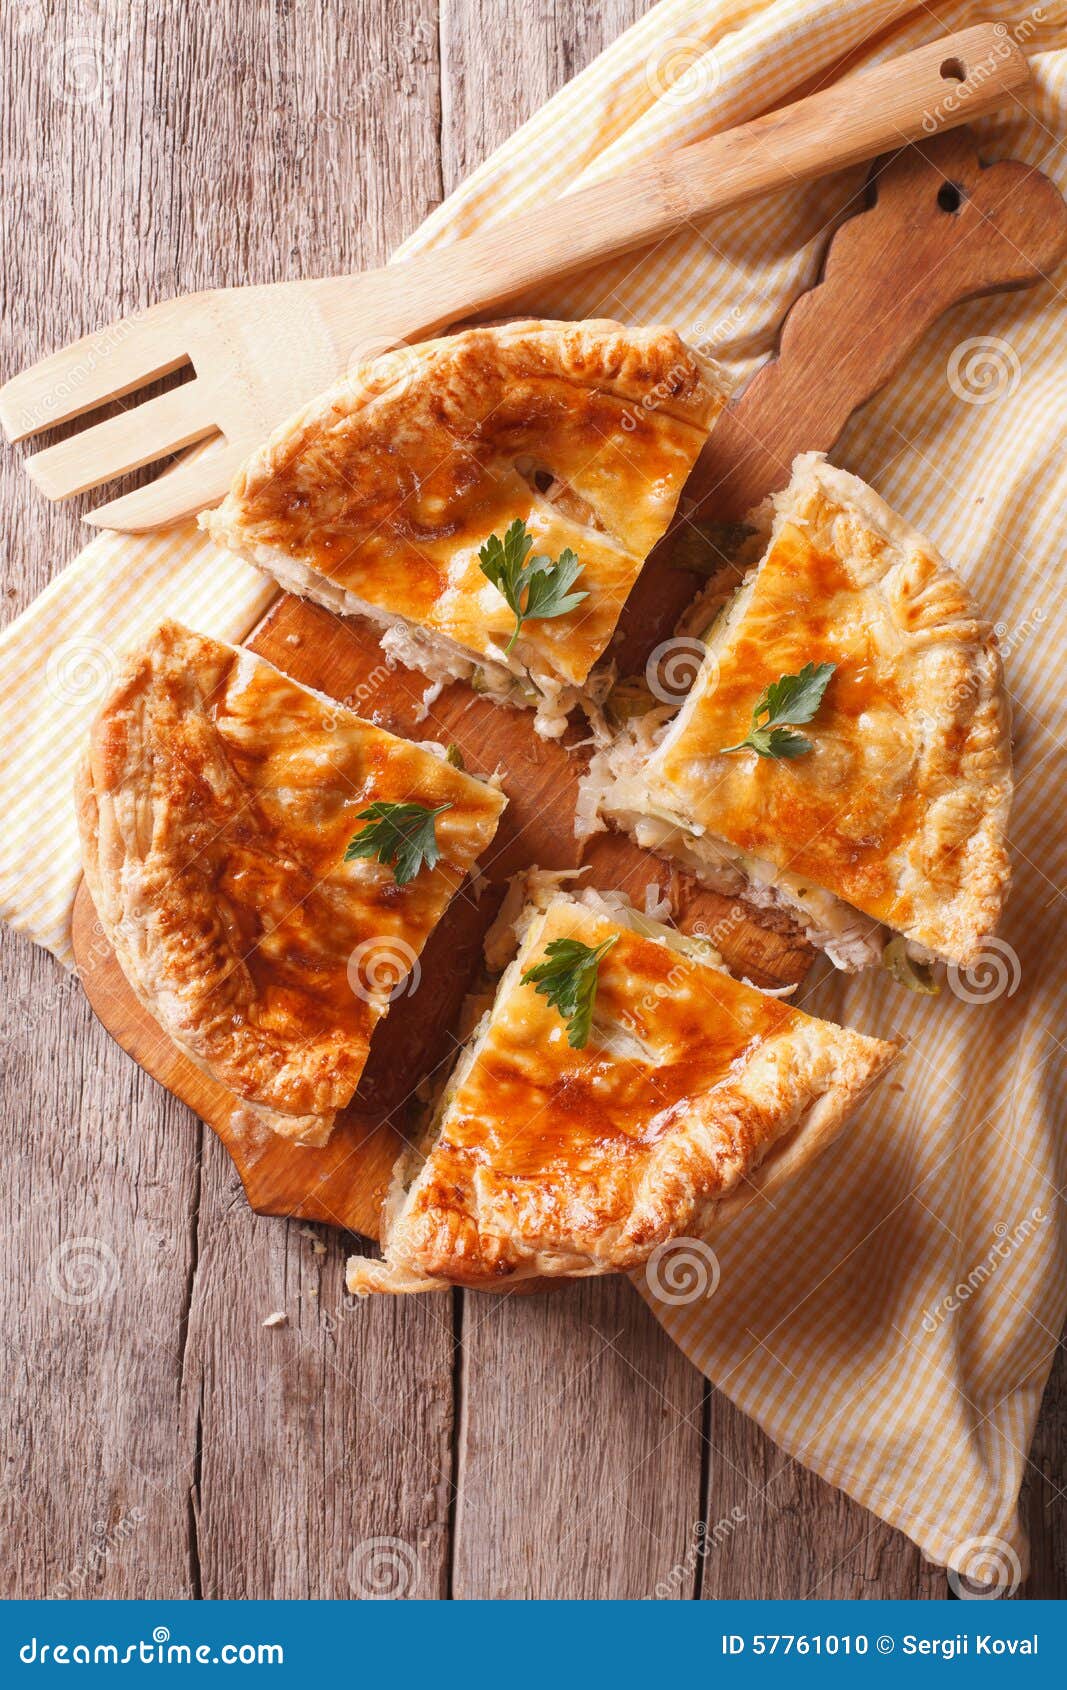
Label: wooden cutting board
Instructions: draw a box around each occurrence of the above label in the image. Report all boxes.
[72,130,1067,1242]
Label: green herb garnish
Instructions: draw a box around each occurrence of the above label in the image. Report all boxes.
[521,933,618,1050]
[719,662,836,760]
[344,800,452,885]
[478,518,588,653]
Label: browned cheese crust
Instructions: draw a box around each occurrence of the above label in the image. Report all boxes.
[349,895,896,1292]
[203,319,729,687]
[77,621,506,1143]
[647,453,1013,963]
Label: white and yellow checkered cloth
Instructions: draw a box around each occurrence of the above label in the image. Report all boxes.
[2,0,1064,1582]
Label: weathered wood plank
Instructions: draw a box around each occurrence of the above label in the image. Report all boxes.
[698,1395,945,1600]
[1020,1335,1067,1598]
[0,934,199,1598]
[186,1153,455,1599]
[1,0,458,1602]
[452,1278,706,1599]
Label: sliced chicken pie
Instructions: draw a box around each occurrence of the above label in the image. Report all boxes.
[203,319,730,738]
[588,453,1012,975]
[77,622,506,1145]
[347,886,896,1295]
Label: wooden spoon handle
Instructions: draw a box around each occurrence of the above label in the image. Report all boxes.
[691,129,1067,519]
[425,24,1029,322]
[609,125,1067,674]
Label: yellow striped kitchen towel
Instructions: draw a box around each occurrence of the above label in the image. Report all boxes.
[1,0,1064,1587]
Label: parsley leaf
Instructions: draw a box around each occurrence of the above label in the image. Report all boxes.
[344,800,452,885]
[478,518,589,653]
[521,933,618,1050]
[719,661,836,760]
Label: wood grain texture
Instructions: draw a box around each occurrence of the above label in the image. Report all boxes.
[451,1276,707,1599]
[2,0,1063,1602]
[611,128,1067,676]
[1,23,1030,528]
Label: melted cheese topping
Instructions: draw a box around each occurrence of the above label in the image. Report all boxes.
[648,518,980,946]
[410,899,795,1208]
[80,623,506,1130]
[206,321,727,688]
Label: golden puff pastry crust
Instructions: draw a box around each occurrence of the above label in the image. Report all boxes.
[645,453,1013,966]
[347,894,896,1293]
[202,320,729,703]
[77,622,506,1145]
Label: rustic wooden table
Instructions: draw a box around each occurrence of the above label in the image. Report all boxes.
[2,0,1063,1601]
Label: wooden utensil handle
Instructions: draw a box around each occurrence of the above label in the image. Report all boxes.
[607,124,1067,675]
[423,24,1029,323]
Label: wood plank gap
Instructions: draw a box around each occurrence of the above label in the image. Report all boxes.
[176,1121,206,1600]
[693,1383,714,1601]
[446,1287,466,1600]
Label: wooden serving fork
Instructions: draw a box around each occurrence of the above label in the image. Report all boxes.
[0,24,1029,532]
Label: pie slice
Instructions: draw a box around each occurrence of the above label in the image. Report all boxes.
[347,885,896,1294]
[202,319,730,738]
[76,621,506,1145]
[588,453,1013,974]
